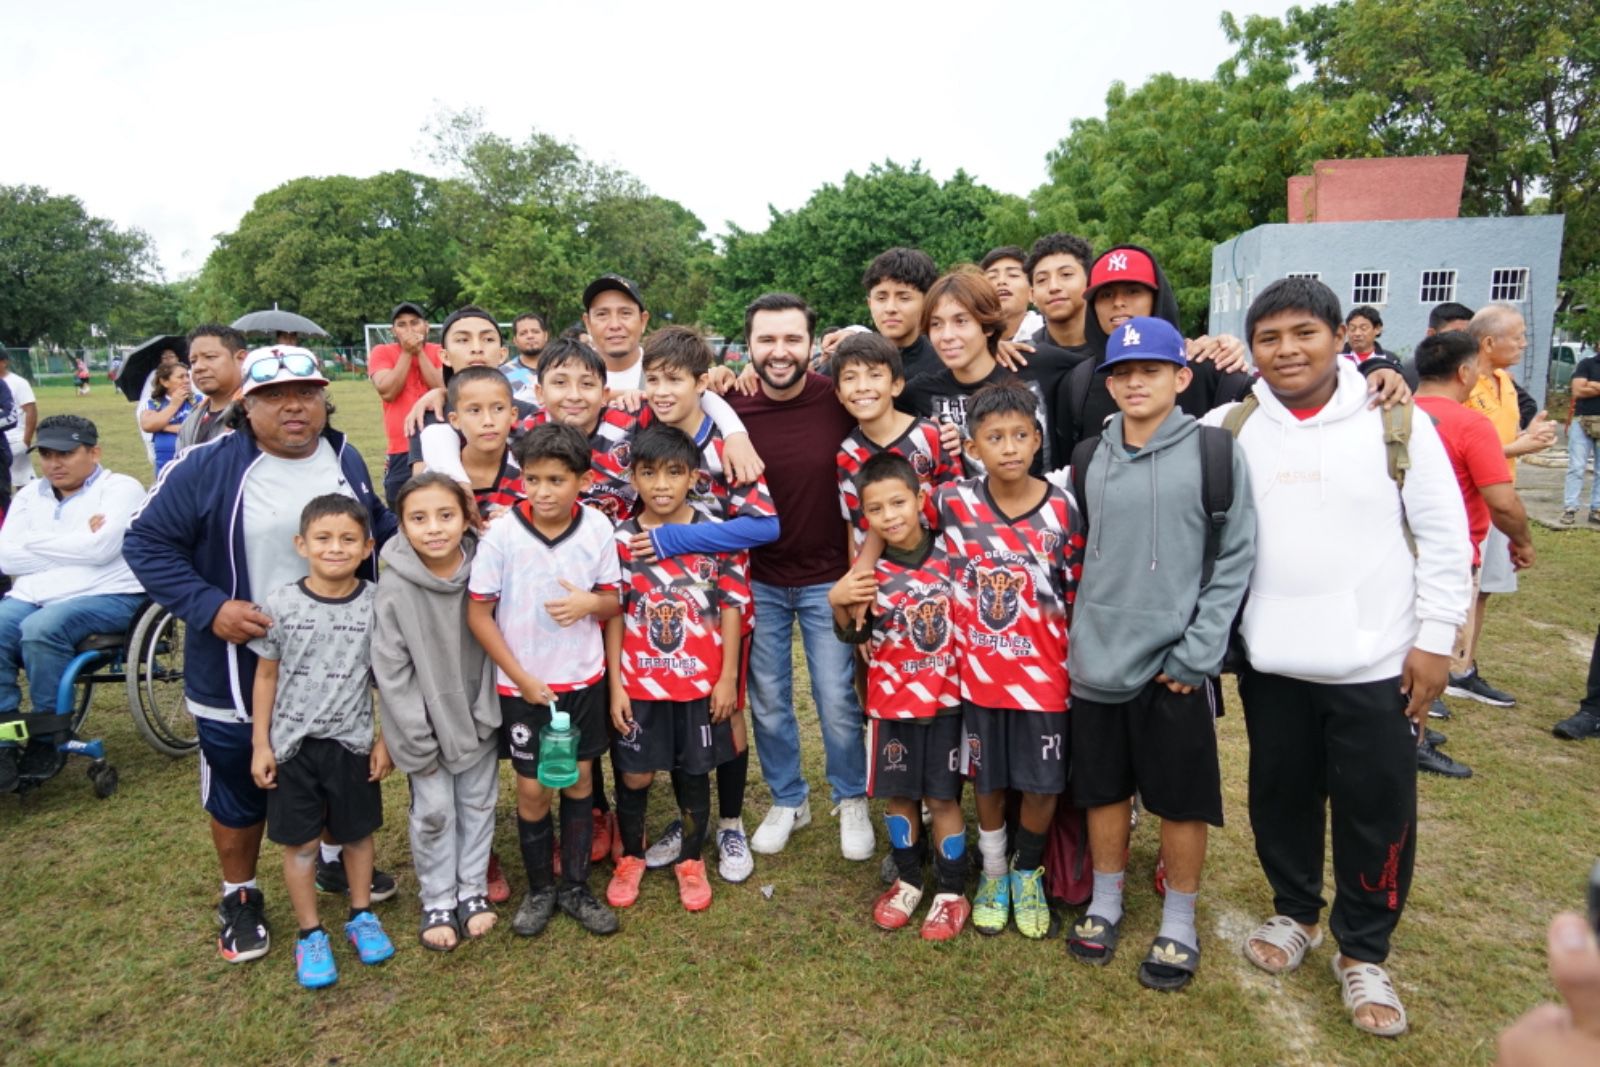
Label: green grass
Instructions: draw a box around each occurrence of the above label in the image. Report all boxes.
[2,383,1598,1064]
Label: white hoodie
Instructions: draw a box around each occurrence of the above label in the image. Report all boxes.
[1203,362,1471,684]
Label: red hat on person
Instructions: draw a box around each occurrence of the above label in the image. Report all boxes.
[1084,247,1159,302]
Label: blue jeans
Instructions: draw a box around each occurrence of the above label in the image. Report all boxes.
[1565,420,1600,510]
[0,593,145,731]
[746,580,866,807]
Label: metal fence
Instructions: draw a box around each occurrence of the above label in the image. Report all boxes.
[0,345,371,384]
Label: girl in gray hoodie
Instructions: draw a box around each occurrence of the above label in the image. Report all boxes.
[371,474,501,951]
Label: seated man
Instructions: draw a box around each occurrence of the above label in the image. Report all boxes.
[0,415,146,791]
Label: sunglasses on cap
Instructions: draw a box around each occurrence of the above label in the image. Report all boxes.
[246,352,320,384]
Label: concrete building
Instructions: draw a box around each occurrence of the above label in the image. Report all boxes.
[1210,158,1567,405]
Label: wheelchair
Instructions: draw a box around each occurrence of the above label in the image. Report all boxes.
[0,599,190,799]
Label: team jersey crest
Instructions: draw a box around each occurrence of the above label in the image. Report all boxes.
[847,542,962,721]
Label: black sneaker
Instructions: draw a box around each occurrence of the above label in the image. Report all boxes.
[557,882,619,936]
[1417,742,1473,779]
[1553,708,1600,741]
[1426,698,1452,720]
[1445,668,1516,707]
[315,857,399,903]
[512,886,558,937]
[1424,727,1448,747]
[217,887,271,963]
[0,746,19,793]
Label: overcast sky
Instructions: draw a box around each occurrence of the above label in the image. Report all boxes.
[5,0,1297,278]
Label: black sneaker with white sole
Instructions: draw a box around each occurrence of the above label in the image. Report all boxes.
[1427,698,1451,721]
[315,856,398,902]
[557,882,619,936]
[1417,742,1473,779]
[217,887,271,963]
[1445,668,1516,707]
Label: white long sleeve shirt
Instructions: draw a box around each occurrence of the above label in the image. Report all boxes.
[1204,363,1471,684]
[0,466,146,604]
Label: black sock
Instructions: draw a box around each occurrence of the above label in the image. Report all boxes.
[298,925,326,939]
[347,906,371,922]
[1015,826,1046,872]
[560,793,594,884]
[716,750,748,821]
[616,781,650,858]
[892,839,926,889]
[591,759,610,814]
[674,771,712,863]
[518,814,555,890]
[934,850,969,894]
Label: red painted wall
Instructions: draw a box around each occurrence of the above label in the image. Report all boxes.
[1287,156,1468,223]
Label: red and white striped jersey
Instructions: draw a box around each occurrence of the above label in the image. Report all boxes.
[838,538,962,720]
[614,515,751,701]
[836,418,963,547]
[525,407,640,523]
[936,478,1083,712]
[690,423,777,524]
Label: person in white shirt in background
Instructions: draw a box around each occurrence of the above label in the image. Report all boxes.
[0,351,38,488]
[0,415,147,792]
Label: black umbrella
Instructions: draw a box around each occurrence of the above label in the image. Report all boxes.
[117,334,188,402]
[231,305,328,338]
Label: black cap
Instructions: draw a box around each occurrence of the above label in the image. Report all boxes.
[390,301,427,323]
[31,417,98,452]
[582,274,646,313]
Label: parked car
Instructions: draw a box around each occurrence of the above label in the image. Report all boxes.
[1550,342,1594,389]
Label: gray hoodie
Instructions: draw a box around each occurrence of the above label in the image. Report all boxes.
[372,533,500,775]
[1067,407,1255,703]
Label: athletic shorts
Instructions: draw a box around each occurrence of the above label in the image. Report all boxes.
[501,685,609,778]
[1479,526,1518,594]
[197,717,267,829]
[1070,680,1223,827]
[961,702,1067,796]
[611,697,734,776]
[867,716,964,801]
[266,737,384,846]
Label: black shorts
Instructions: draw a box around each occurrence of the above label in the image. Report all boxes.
[1071,679,1223,827]
[266,737,383,846]
[612,697,734,776]
[501,685,609,779]
[197,718,268,830]
[962,702,1067,796]
[867,716,964,802]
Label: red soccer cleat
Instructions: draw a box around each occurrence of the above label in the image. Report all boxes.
[920,892,971,941]
[872,880,923,931]
[607,855,646,908]
[486,852,511,904]
[674,858,713,912]
[591,808,612,864]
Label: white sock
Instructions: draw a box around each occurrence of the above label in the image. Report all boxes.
[718,817,742,832]
[1089,869,1125,926]
[222,879,258,896]
[320,843,343,864]
[977,826,1008,879]
[1157,888,1199,948]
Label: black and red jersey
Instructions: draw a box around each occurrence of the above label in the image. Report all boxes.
[839,537,962,720]
[837,417,963,547]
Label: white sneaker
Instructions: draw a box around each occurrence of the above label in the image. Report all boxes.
[835,796,875,861]
[644,819,683,870]
[716,819,754,883]
[750,799,812,854]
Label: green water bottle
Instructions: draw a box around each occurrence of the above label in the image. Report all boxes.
[537,700,579,789]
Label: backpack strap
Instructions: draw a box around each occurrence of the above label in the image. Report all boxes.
[1070,435,1100,537]
[1196,426,1234,588]
[1221,393,1259,437]
[1383,399,1417,557]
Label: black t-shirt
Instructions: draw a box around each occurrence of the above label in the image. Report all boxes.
[1055,355,1252,452]
[1576,356,1600,417]
[900,335,939,382]
[1026,328,1097,462]
[898,363,1051,476]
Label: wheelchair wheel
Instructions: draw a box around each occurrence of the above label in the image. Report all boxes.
[125,605,195,757]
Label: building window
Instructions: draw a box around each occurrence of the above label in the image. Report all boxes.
[1286,271,1321,281]
[1419,269,1457,303]
[1490,267,1529,303]
[1351,271,1388,306]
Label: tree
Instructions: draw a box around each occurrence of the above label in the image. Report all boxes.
[198,171,463,343]
[0,185,153,346]
[707,161,1023,337]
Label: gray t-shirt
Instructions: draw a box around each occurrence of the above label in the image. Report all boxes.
[243,439,355,599]
[248,579,377,761]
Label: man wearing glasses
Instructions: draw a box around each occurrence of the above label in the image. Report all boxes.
[126,346,398,966]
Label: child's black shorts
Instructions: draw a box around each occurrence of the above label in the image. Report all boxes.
[611,696,734,776]
[867,716,964,801]
[1070,679,1223,827]
[501,685,609,780]
[266,737,383,846]
[961,702,1067,795]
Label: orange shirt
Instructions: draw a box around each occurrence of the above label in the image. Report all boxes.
[1466,367,1519,478]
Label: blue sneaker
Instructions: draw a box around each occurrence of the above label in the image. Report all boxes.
[345,911,395,965]
[295,929,338,989]
[972,871,1011,936]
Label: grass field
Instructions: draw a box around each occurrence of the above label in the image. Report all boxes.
[1,381,1597,1065]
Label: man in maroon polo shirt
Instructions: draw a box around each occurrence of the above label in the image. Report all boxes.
[726,293,875,861]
